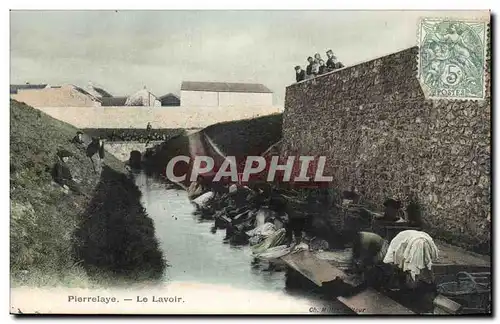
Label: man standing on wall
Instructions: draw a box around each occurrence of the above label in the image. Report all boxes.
[311,53,321,77]
[306,56,314,78]
[295,66,306,82]
[318,59,327,75]
[326,50,345,72]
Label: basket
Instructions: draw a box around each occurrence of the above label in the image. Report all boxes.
[437,272,491,313]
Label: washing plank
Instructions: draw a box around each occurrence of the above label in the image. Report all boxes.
[281,250,359,287]
[337,288,415,315]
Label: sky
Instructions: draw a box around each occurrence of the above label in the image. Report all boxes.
[10,10,489,105]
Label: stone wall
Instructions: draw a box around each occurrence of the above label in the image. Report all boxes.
[282,47,491,252]
[104,141,163,161]
[83,128,185,142]
[29,105,284,129]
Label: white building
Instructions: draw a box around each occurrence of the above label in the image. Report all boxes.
[180,81,273,107]
[125,87,161,106]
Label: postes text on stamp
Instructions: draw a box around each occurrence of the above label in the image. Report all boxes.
[418,18,488,100]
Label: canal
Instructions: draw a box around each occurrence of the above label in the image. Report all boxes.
[134,172,351,314]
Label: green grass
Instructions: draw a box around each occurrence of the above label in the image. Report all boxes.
[10,100,166,287]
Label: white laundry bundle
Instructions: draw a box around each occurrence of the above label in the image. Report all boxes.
[246,222,278,246]
[383,230,439,280]
[255,245,292,260]
[249,235,264,246]
[246,222,277,238]
[191,191,214,209]
[254,208,277,228]
[292,242,310,252]
[251,228,287,255]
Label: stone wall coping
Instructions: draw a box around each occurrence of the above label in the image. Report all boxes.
[288,46,419,89]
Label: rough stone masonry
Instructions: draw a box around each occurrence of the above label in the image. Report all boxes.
[281,46,491,252]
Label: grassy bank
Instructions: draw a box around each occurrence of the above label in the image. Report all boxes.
[10,100,166,287]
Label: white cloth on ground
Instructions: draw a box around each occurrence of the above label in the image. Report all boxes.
[187,182,204,200]
[249,235,264,246]
[191,191,214,209]
[246,222,276,238]
[256,245,291,260]
[383,230,439,280]
[251,228,286,255]
[293,242,309,252]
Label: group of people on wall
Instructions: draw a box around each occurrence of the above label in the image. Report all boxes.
[294,49,345,83]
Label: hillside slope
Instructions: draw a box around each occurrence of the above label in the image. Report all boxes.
[10,100,166,287]
[142,113,283,178]
[203,113,283,158]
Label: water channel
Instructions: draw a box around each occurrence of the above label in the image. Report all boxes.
[134,172,350,314]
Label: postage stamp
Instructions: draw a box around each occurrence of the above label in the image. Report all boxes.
[418,18,488,100]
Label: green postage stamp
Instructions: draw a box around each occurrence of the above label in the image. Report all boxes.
[418,18,488,100]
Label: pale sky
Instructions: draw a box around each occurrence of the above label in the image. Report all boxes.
[10,10,489,105]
